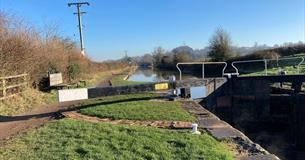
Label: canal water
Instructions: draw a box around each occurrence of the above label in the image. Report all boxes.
[128,69,206,99]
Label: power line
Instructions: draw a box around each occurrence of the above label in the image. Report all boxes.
[68,2,90,56]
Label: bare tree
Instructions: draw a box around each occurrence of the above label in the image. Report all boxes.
[208,27,233,61]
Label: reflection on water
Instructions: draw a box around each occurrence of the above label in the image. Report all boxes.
[128,69,206,99]
[128,69,160,82]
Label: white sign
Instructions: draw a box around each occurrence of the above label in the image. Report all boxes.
[49,73,63,86]
[58,88,88,102]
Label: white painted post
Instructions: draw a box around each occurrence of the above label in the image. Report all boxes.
[191,123,201,134]
[227,73,232,79]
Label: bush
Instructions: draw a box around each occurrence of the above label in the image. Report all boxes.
[48,63,60,74]
[67,63,81,82]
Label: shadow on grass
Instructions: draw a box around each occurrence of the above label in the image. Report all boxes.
[0,112,60,123]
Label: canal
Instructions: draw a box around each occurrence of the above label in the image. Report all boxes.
[128,68,206,99]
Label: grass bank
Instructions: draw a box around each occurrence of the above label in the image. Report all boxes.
[111,74,143,86]
[0,118,232,160]
[83,67,133,87]
[0,88,56,115]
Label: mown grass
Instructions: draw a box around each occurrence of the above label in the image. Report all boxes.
[72,93,158,109]
[80,100,196,122]
[0,119,233,160]
[71,93,195,122]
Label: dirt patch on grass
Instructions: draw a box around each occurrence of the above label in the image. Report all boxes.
[62,111,193,129]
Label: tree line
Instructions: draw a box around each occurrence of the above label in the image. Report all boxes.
[134,27,304,70]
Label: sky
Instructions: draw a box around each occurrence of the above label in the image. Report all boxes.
[0,0,304,60]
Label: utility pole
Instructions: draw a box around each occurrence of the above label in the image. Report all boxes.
[124,50,128,57]
[68,2,90,55]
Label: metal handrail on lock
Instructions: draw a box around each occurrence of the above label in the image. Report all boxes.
[231,57,305,76]
[176,62,228,80]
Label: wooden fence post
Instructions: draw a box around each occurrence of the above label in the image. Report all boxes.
[0,74,29,100]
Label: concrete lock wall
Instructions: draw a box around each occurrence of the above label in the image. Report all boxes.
[204,80,232,122]
[205,79,227,96]
[87,82,175,98]
[204,78,270,126]
[203,76,305,151]
[88,84,155,98]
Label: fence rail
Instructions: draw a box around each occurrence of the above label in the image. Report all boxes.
[0,74,28,100]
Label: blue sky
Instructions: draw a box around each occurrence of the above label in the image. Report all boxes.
[0,0,304,60]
